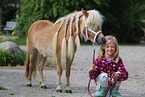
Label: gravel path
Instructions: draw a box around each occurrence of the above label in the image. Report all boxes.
[0,45,145,97]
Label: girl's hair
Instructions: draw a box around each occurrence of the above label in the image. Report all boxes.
[97,35,119,62]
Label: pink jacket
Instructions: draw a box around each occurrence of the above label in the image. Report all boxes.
[89,55,128,81]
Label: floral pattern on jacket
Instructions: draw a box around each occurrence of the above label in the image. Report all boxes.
[89,55,128,81]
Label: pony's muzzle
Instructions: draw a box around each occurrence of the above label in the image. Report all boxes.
[96,34,106,45]
[102,37,106,43]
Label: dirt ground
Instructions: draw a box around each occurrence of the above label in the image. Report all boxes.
[0,45,145,97]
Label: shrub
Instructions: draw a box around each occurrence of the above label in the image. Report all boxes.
[0,49,26,66]
[9,51,26,66]
[0,49,10,66]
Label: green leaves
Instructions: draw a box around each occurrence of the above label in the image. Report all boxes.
[99,0,145,43]
[15,0,145,43]
[0,49,26,66]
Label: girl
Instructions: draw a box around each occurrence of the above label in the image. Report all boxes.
[89,36,128,97]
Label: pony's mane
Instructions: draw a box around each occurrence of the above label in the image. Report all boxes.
[54,11,82,25]
[53,11,83,36]
[54,10,104,36]
[84,10,104,30]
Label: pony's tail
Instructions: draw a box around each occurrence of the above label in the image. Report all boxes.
[24,50,37,79]
[25,51,30,79]
[33,54,37,79]
[75,35,80,51]
[68,36,74,61]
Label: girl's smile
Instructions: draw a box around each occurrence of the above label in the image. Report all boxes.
[105,43,115,59]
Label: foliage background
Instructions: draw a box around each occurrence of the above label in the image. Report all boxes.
[1,0,144,67]
[1,0,145,43]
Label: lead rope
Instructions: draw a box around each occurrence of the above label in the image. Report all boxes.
[103,75,113,97]
[103,74,117,97]
[88,44,96,97]
[88,44,117,97]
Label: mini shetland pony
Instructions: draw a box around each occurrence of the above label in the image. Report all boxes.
[25,8,105,93]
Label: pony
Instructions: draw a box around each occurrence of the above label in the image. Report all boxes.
[25,8,105,93]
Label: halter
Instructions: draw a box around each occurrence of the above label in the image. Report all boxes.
[83,16,102,43]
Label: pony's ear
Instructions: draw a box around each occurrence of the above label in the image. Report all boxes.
[82,8,88,17]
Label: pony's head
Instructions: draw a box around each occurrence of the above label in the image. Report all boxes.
[81,8,105,45]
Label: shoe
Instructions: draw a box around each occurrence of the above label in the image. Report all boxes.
[111,86,122,97]
[92,87,110,97]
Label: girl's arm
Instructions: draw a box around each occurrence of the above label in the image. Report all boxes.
[89,60,100,79]
[116,59,128,81]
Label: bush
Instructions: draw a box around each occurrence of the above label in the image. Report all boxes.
[0,49,10,66]
[0,49,26,66]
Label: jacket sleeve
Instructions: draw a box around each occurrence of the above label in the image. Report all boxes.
[116,59,128,81]
[89,59,100,79]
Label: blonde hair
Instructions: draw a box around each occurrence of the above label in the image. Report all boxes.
[97,35,119,62]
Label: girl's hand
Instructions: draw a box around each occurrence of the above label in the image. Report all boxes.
[113,73,119,81]
[90,64,95,71]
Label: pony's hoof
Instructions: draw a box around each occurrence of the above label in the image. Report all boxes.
[26,84,32,87]
[65,90,72,93]
[41,85,47,89]
[56,89,63,93]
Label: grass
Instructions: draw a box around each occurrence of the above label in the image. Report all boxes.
[0,86,15,95]
[0,35,27,45]
[0,86,8,90]
[9,93,15,95]
[44,58,56,68]
[6,37,26,45]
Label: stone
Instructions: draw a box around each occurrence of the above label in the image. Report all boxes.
[0,41,22,54]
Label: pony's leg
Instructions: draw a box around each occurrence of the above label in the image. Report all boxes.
[65,56,74,93]
[38,55,47,89]
[26,51,38,87]
[56,54,63,92]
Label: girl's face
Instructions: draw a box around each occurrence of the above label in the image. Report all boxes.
[105,43,116,56]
